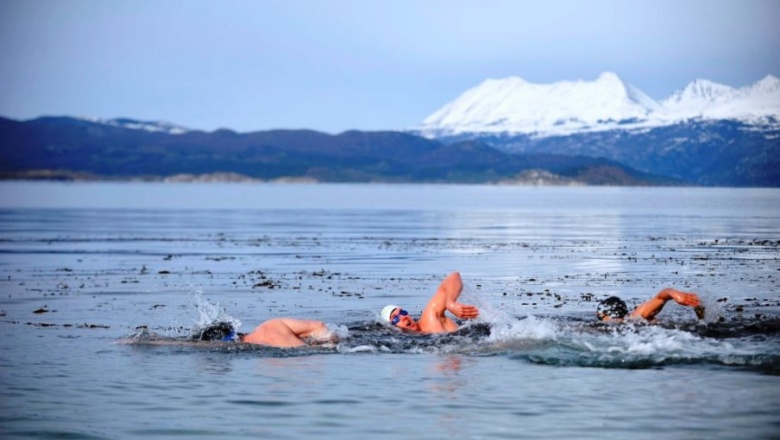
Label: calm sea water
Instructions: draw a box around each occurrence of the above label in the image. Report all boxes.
[1,182,779,439]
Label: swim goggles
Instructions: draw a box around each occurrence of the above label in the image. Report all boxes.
[391,309,408,326]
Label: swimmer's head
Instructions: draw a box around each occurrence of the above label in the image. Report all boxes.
[195,322,236,341]
[381,305,400,323]
[381,304,419,331]
[596,296,628,321]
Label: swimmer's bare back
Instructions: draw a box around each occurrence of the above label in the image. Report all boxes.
[241,318,332,348]
[118,318,335,348]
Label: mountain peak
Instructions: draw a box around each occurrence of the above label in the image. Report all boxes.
[752,74,780,92]
[663,75,780,120]
[685,78,733,95]
[419,73,780,138]
[595,71,623,84]
[662,79,734,112]
[419,72,663,138]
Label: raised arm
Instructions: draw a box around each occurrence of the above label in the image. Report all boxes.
[630,288,701,321]
[419,272,479,333]
[441,272,479,320]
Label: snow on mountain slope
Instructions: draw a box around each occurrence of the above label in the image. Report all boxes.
[662,75,780,122]
[419,73,780,138]
[707,75,780,122]
[661,79,735,116]
[420,72,665,137]
[79,117,190,134]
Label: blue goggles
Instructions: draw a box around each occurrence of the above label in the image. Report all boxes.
[391,309,408,326]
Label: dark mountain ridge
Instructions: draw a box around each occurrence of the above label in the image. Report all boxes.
[0,116,673,185]
[424,119,780,187]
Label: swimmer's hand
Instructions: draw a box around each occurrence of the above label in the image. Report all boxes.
[447,302,479,320]
[633,288,702,321]
[668,290,701,308]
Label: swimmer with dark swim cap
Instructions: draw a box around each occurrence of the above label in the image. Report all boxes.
[196,318,337,347]
[195,322,239,341]
[596,297,630,321]
[596,288,703,322]
[380,272,480,333]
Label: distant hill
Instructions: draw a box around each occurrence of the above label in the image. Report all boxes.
[0,116,673,186]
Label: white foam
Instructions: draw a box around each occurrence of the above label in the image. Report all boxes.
[323,323,351,342]
[339,345,379,353]
[567,323,747,366]
[467,284,560,343]
[621,326,699,355]
[486,315,559,343]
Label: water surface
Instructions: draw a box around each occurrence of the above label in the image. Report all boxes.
[1,182,779,439]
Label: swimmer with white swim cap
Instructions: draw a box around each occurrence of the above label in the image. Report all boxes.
[380,272,479,333]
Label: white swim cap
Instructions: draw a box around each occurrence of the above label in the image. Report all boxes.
[381,304,400,323]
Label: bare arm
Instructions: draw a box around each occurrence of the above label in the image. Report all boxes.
[630,288,701,321]
[419,272,479,333]
[442,272,479,320]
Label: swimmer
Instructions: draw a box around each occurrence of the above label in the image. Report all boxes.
[196,318,337,348]
[380,272,479,333]
[596,288,703,322]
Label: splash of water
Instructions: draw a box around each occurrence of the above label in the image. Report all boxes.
[465,282,559,344]
[324,323,351,341]
[485,315,559,343]
[123,284,779,372]
[694,288,727,323]
[189,288,242,333]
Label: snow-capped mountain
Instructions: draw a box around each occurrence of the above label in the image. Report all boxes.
[662,75,780,122]
[661,79,735,115]
[418,72,780,138]
[78,117,190,134]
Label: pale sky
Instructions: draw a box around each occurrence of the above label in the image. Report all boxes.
[1,0,778,133]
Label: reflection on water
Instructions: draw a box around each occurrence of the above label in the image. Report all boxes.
[427,355,468,438]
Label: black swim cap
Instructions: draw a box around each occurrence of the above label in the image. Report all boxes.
[195,322,235,341]
[596,296,628,320]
